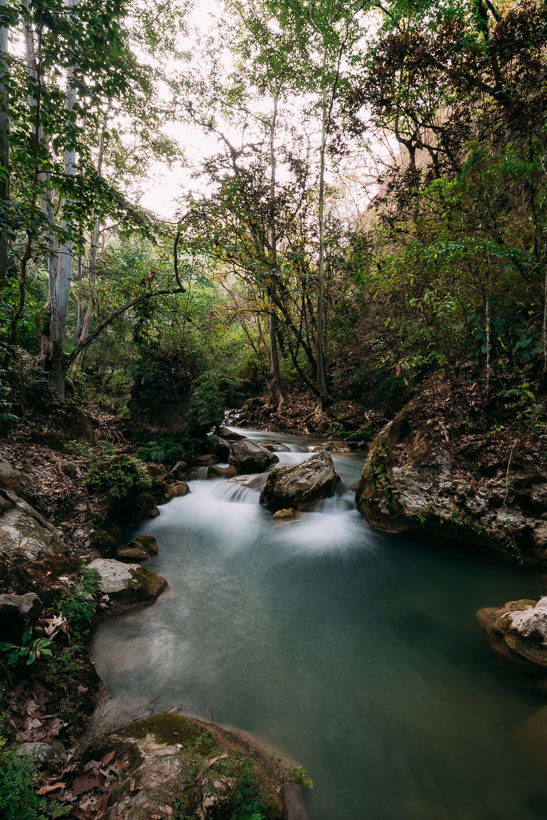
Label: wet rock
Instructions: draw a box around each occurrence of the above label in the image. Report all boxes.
[166,481,190,499]
[477,597,547,669]
[117,535,158,562]
[0,592,42,643]
[169,460,188,480]
[214,437,232,461]
[88,559,166,605]
[273,508,296,520]
[207,464,238,479]
[260,451,341,512]
[89,527,120,558]
[219,425,244,440]
[261,441,290,453]
[230,438,279,474]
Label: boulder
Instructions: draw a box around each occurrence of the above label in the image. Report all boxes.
[229,439,279,474]
[165,481,190,499]
[87,713,287,820]
[0,592,42,643]
[355,376,547,564]
[0,501,66,559]
[477,597,547,670]
[117,535,158,562]
[260,451,341,512]
[88,559,166,605]
[219,425,244,440]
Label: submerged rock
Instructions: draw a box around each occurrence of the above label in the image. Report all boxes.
[273,508,296,520]
[477,597,547,670]
[117,534,158,562]
[229,438,279,474]
[260,451,341,512]
[88,558,166,605]
[207,464,238,478]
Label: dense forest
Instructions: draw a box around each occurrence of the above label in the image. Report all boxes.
[0,1,546,818]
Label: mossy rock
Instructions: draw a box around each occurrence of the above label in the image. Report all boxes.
[88,559,167,605]
[123,714,214,749]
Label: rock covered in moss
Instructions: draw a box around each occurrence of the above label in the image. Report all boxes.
[116,535,158,562]
[477,597,547,670]
[260,451,341,512]
[0,499,66,558]
[88,558,166,604]
[87,713,288,820]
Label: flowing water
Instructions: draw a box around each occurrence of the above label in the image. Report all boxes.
[92,429,547,820]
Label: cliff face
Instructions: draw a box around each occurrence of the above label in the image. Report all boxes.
[356,375,547,565]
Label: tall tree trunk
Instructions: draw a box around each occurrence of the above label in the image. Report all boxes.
[316,47,329,410]
[43,0,79,398]
[73,115,108,374]
[268,91,283,407]
[0,0,9,286]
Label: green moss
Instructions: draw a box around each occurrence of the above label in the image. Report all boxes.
[133,566,166,600]
[124,714,212,748]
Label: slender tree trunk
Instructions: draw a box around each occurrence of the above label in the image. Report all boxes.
[485,240,492,397]
[73,115,108,374]
[42,0,79,398]
[543,268,547,375]
[0,0,9,286]
[268,91,283,407]
[316,47,329,410]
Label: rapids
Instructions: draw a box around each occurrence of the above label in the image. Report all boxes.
[91,428,547,819]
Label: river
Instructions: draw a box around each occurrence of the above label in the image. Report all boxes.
[91,428,547,819]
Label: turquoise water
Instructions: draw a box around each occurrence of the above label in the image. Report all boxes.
[92,430,547,819]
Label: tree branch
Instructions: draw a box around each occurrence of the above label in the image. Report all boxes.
[67,287,185,361]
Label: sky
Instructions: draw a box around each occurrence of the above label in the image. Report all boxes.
[139,0,228,219]
[137,0,392,224]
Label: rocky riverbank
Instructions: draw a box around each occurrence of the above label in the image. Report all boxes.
[0,408,302,819]
[355,373,547,566]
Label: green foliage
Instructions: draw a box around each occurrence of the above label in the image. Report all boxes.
[0,628,53,667]
[287,764,314,790]
[186,373,228,439]
[0,731,70,820]
[86,450,151,500]
[136,435,187,465]
[56,566,99,644]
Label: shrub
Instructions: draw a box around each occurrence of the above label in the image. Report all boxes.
[86,451,151,500]
[0,730,69,819]
[56,566,99,643]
